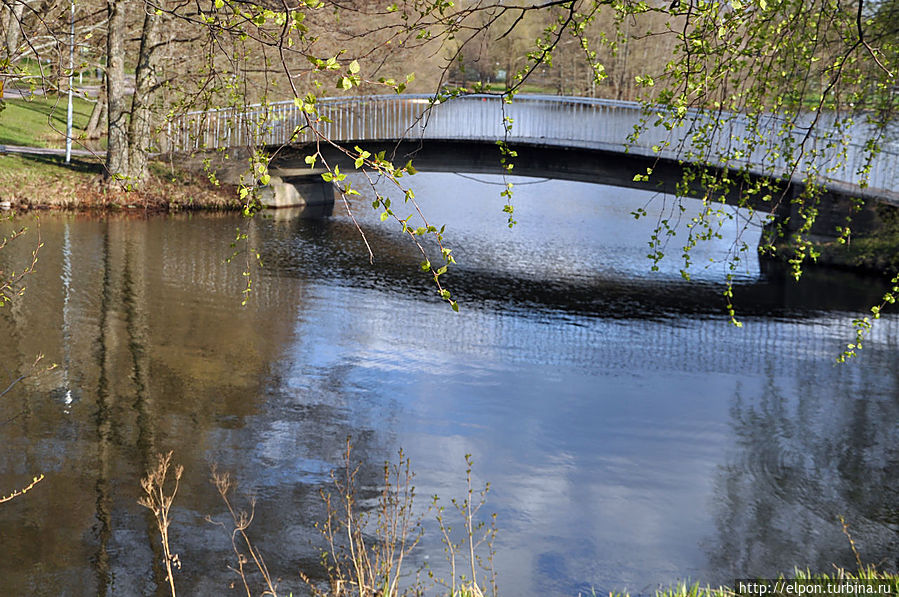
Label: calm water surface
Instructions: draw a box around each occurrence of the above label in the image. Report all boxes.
[0,173,896,596]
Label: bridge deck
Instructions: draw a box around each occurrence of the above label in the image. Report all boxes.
[163,94,899,205]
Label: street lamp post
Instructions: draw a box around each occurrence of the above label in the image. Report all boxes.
[65,0,74,163]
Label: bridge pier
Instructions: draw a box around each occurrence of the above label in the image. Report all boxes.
[762,186,896,242]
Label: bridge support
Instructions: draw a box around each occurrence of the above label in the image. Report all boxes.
[259,176,337,209]
[759,185,899,273]
[761,186,895,242]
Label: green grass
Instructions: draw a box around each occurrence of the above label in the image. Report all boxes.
[0,95,94,147]
[588,568,899,597]
[450,81,557,95]
[0,153,102,204]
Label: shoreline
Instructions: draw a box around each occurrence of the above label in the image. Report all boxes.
[3,151,898,279]
[0,153,243,213]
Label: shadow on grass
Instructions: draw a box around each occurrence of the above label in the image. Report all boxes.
[13,152,105,176]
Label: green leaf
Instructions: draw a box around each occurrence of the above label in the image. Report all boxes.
[380,211,389,222]
[348,59,360,74]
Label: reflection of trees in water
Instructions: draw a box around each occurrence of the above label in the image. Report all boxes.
[709,358,899,579]
[0,214,396,593]
[92,222,114,594]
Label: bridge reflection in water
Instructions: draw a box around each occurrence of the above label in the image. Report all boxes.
[0,172,895,595]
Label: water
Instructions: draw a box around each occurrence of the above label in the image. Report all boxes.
[0,174,896,596]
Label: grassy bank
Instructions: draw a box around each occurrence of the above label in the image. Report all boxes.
[0,95,94,147]
[604,570,899,597]
[0,152,240,210]
[0,94,239,211]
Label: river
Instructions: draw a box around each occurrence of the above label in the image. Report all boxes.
[0,173,896,596]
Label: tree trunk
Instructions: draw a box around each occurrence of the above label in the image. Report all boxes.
[3,0,26,61]
[85,88,107,139]
[105,0,129,183]
[127,0,162,184]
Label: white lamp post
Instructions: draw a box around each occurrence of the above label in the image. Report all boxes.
[65,0,74,163]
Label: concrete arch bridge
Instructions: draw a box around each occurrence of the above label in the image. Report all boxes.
[164,94,899,239]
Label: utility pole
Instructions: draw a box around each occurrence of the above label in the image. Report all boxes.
[65,0,74,163]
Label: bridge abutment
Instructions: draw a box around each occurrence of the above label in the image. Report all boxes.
[259,176,337,209]
[760,186,899,273]
[763,186,895,241]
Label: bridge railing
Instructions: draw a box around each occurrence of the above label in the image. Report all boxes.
[160,94,899,200]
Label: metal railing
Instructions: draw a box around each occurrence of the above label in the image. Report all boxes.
[161,94,899,199]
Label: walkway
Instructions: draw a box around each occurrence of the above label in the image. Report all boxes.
[162,94,899,204]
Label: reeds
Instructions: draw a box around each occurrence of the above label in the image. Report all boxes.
[138,440,498,597]
[208,467,280,596]
[301,437,425,597]
[138,448,897,597]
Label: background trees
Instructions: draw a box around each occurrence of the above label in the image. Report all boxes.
[6,0,894,187]
[2,0,897,333]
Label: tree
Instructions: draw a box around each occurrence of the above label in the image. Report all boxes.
[3,0,897,350]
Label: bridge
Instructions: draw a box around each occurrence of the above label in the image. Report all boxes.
[163,94,899,238]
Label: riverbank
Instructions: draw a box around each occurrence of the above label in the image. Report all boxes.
[0,94,241,211]
[626,570,899,597]
[771,215,899,276]
[4,143,899,277]
[0,152,241,212]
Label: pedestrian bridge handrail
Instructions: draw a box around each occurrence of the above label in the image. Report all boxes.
[161,94,898,200]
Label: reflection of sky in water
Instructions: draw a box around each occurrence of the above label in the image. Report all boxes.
[0,178,895,596]
[275,274,898,596]
[346,172,764,284]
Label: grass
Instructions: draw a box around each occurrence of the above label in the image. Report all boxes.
[0,94,238,210]
[0,95,95,147]
[0,151,239,210]
[588,569,899,597]
[0,153,102,206]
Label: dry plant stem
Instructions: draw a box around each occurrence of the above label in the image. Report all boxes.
[467,475,477,589]
[0,473,44,504]
[210,469,279,597]
[839,515,864,571]
[437,505,459,597]
[138,451,184,597]
[306,437,423,597]
[434,454,497,597]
